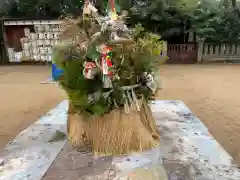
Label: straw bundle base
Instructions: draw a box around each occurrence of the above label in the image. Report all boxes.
[67,102,160,156]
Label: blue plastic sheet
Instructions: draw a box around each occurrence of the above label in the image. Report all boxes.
[52,63,64,81]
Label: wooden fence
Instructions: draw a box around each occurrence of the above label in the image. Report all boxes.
[199,43,240,63]
[167,43,197,64]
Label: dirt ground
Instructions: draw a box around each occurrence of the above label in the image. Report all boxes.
[0,65,66,148]
[0,64,240,164]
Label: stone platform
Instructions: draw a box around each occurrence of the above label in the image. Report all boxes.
[0,100,239,180]
[153,101,240,180]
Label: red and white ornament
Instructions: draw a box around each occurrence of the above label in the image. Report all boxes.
[83,61,97,79]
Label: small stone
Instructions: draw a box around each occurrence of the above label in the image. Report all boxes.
[162,157,167,161]
[178,138,184,143]
[108,170,115,177]
[25,174,31,178]
[8,140,16,145]
[31,136,38,140]
[195,171,202,176]
[224,169,230,173]
[88,161,94,167]
[0,159,4,166]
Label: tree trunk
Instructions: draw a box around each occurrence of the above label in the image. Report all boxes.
[231,0,237,7]
[231,0,240,19]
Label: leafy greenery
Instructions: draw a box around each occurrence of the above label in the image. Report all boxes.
[195,0,240,43]
[127,0,240,43]
[1,0,85,18]
[48,130,66,142]
[53,18,164,116]
[2,0,240,43]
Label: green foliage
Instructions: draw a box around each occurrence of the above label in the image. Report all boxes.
[194,0,240,43]
[3,0,84,18]
[53,41,107,116]
[4,0,240,43]
[167,0,199,16]
[128,0,240,43]
[53,19,164,116]
[48,130,66,142]
[127,0,201,40]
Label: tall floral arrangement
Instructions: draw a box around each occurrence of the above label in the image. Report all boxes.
[52,0,166,155]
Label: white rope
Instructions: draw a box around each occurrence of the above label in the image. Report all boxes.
[120,84,140,90]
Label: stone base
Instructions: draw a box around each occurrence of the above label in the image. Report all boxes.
[42,142,168,180]
[152,100,240,180]
[1,100,239,180]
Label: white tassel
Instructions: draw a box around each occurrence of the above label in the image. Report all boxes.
[126,90,133,108]
[142,72,157,93]
[102,75,112,88]
[113,99,119,108]
[102,91,112,99]
[123,92,130,113]
[131,89,141,111]
[88,3,98,13]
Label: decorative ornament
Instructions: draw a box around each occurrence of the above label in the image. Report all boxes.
[110,0,118,21]
[121,84,142,113]
[83,0,91,15]
[102,90,112,99]
[98,45,113,88]
[110,11,118,21]
[53,0,163,157]
[131,89,141,111]
[141,72,158,93]
[88,91,101,103]
[123,92,130,113]
[102,73,113,88]
[87,2,98,13]
[83,61,98,79]
[109,20,132,43]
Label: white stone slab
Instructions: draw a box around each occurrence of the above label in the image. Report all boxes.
[112,147,168,180]
[152,100,240,180]
[1,100,239,180]
[0,101,68,180]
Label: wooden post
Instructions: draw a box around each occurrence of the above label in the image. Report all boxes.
[0,19,3,63]
[197,37,204,63]
[0,19,8,64]
[163,41,168,59]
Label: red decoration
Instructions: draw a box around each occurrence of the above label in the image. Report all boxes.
[83,62,97,79]
[101,46,113,76]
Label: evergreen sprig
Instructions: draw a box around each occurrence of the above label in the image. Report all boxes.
[53,17,164,116]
